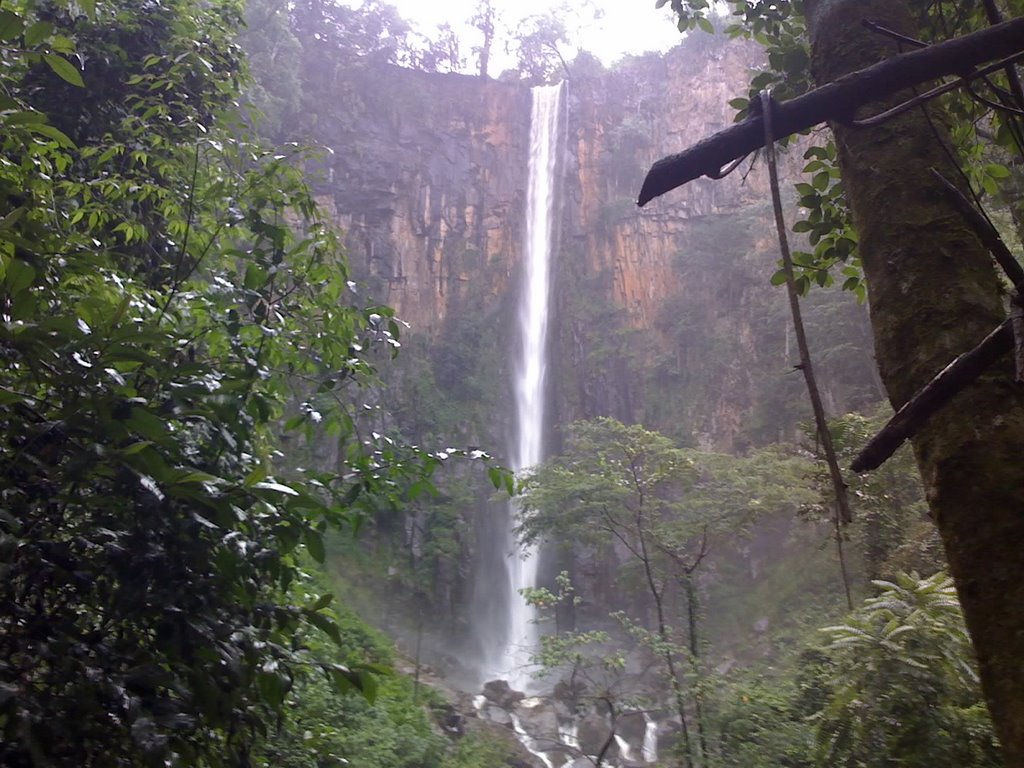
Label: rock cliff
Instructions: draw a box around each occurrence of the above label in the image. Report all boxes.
[312,35,877,452]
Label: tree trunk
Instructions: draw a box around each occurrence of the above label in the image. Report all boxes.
[806,1,1024,761]
[683,573,708,764]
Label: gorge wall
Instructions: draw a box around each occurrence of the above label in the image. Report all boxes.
[304,33,885,676]
[311,34,881,456]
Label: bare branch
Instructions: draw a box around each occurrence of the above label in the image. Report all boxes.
[852,320,1013,472]
[637,17,1024,206]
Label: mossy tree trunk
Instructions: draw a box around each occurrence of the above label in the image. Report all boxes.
[806,1,1024,762]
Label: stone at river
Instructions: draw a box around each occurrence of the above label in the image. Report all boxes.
[514,697,561,741]
[617,711,647,744]
[462,714,546,768]
[480,703,513,727]
[577,712,612,755]
[483,679,525,709]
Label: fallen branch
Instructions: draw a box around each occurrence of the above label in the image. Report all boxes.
[852,320,1013,472]
[637,16,1024,206]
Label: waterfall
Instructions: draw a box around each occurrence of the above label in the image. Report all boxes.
[614,734,635,763]
[511,713,556,768]
[481,82,565,689]
[642,713,658,763]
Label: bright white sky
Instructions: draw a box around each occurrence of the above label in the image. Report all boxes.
[375,0,687,70]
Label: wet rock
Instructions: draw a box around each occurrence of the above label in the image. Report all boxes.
[483,679,526,709]
[462,715,546,768]
[552,678,587,708]
[436,703,465,736]
[480,704,513,727]
[577,712,612,756]
[514,697,560,741]
[617,711,647,744]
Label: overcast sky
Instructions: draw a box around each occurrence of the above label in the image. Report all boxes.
[363,0,687,70]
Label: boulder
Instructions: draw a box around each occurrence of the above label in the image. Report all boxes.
[483,679,526,709]
[480,704,513,728]
[617,711,647,744]
[514,697,561,741]
[577,712,612,756]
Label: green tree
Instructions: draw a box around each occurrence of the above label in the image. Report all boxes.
[0,0,461,764]
[814,573,1000,767]
[523,572,635,768]
[508,11,570,83]
[520,418,819,766]
[240,0,303,139]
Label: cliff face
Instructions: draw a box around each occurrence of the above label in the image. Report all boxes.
[317,65,530,336]
[314,36,878,452]
[567,40,772,327]
[307,35,886,674]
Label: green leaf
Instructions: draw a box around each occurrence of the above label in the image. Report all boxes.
[303,528,325,563]
[4,110,47,125]
[43,54,84,87]
[244,263,267,289]
[24,21,53,47]
[5,259,35,294]
[984,162,1011,179]
[306,593,333,612]
[0,388,30,406]
[126,407,169,442]
[306,612,343,646]
[27,122,76,148]
[243,464,268,487]
[0,10,23,40]
[257,670,287,708]
[0,207,28,230]
[120,441,153,456]
[356,669,378,704]
[253,480,299,496]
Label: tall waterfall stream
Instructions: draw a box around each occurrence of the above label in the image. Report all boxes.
[481,81,564,689]
[472,82,665,768]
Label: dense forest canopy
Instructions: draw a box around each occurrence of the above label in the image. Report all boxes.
[0,0,1022,766]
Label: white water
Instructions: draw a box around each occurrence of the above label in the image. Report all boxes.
[511,712,556,768]
[558,720,580,752]
[614,734,635,763]
[483,82,564,689]
[642,713,658,763]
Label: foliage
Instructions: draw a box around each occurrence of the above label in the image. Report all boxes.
[814,572,1001,767]
[468,0,497,78]
[523,572,624,677]
[0,0,519,764]
[669,0,1024,294]
[801,411,934,579]
[240,0,303,139]
[257,597,447,768]
[440,731,515,768]
[710,673,815,768]
[706,574,999,767]
[520,418,818,554]
[506,11,571,83]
